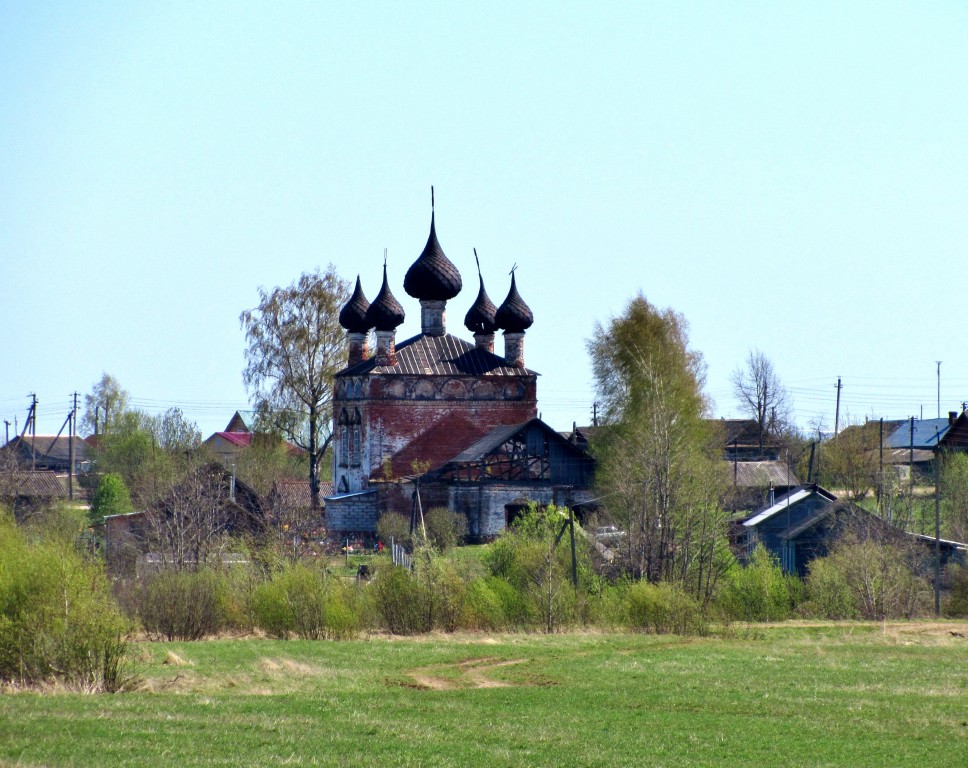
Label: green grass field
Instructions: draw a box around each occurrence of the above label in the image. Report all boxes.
[2,622,967,767]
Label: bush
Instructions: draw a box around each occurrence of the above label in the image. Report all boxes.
[423,507,467,551]
[376,512,411,548]
[250,562,360,640]
[800,557,860,619]
[371,566,430,635]
[136,569,231,640]
[717,545,802,622]
[413,550,466,631]
[943,564,968,618]
[459,577,508,631]
[810,536,930,620]
[626,581,704,635]
[0,514,129,690]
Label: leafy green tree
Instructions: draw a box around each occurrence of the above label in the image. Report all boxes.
[587,293,730,593]
[240,266,350,508]
[81,373,129,436]
[90,473,134,527]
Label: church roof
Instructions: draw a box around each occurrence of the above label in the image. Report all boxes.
[366,265,405,331]
[404,211,463,301]
[338,332,536,377]
[464,273,498,334]
[339,276,372,333]
[495,273,534,333]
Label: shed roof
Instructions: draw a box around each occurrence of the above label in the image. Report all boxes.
[338,332,536,377]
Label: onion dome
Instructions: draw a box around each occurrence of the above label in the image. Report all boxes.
[403,196,463,300]
[338,276,372,333]
[464,251,498,334]
[495,273,534,333]
[366,265,405,331]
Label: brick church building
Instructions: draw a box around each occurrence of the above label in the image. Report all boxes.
[325,199,594,540]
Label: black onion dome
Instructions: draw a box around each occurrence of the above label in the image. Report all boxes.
[366,266,405,331]
[495,273,534,333]
[338,276,372,332]
[403,212,463,301]
[464,274,498,334]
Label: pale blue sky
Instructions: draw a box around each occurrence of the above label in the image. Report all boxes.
[2,1,967,439]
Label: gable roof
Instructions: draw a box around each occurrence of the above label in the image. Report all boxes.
[225,410,259,432]
[2,435,91,464]
[338,333,535,377]
[743,484,838,528]
[0,471,68,499]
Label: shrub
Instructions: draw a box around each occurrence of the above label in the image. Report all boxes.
[626,581,704,635]
[800,557,860,619]
[812,536,930,620]
[413,550,466,631]
[0,514,129,690]
[717,545,801,622]
[943,564,968,618]
[376,512,411,548]
[250,563,358,640]
[459,577,507,631]
[136,569,231,640]
[423,507,467,551]
[371,566,431,635]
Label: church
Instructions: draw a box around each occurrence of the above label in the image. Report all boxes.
[325,197,595,540]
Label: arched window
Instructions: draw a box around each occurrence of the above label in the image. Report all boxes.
[350,408,363,467]
[338,409,349,467]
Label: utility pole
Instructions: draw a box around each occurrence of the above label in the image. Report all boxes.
[934,361,942,419]
[3,420,9,444]
[878,418,884,518]
[833,377,843,436]
[26,394,38,470]
[69,392,78,501]
[591,402,599,427]
[935,448,942,617]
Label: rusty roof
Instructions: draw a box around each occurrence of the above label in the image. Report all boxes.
[338,332,536,377]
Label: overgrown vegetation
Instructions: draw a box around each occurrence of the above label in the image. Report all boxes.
[0,512,129,690]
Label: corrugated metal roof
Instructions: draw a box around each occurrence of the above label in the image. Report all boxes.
[338,333,536,377]
[886,418,950,449]
[729,460,799,487]
[448,421,532,463]
[743,485,837,527]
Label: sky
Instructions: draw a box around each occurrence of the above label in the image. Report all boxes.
[2,1,967,441]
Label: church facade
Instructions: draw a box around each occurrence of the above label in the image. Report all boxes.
[325,199,594,539]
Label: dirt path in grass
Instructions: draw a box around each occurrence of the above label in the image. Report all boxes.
[407,657,527,690]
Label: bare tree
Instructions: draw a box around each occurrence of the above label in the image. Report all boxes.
[240,266,350,508]
[144,464,261,570]
[730,349,791,453]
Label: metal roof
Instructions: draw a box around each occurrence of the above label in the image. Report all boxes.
[743,484,838,528]
[886,418,950,450]
[729,460,799,488]
[338,332,536,377]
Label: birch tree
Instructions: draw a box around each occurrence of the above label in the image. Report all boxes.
[240,266,350,508]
